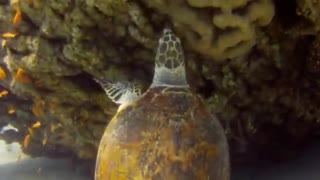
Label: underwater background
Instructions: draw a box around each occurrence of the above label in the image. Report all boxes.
[1,0,320,179]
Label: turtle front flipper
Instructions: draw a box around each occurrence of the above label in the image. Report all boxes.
[94,78,141,105]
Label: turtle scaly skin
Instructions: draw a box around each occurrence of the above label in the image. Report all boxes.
[94,79,141,106]
[95,28,230,180]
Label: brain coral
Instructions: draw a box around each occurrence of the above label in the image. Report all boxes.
[141,0,274,61]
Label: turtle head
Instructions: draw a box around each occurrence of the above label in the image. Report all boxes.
[151,28,189,87]
[94,78,141,105]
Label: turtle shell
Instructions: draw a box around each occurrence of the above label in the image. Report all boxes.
[95,86,230,180]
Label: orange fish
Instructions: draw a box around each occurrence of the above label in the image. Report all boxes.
[32,105,44,116]
[8,107,15,114]
[50,123,56,133]
[48,103,56,113]
[26,0,32,4]
[35,79,44,87]
[0,90,8,97]
[0,67,6,79]
[13,6,21,24]
[23,134,31,148]
[32,121,41,128]
[32,99,45,117]
[13,68,31,84]
[27,127,33,136]
[32,104,44,116]
[1,40,7,49]
[2,32,17,38]
[42,132,47,145]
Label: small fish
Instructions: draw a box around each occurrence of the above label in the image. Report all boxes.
[26,0,32,4]
[42,132,47,145]
[50,123,62,132]
[28,127,33,136]
[35,79,44,87]
[1,40,7,49]
[32,99,45,117]
[50,123,56,133]
[23,134,31,148]
[2,32,17,38]
[16,68,24,76]
[0,67,6,79]
[13,6,21,24]
[8,107,15,114]
[0,90,8,97]
[48,103,56,113]
[32,121,41,128]
[13,68,31,84]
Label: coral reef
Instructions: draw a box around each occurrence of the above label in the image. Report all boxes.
[141,0,274,60]
[0,0,319,171]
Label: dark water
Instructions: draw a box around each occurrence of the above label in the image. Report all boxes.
[1,140,320,180]
[232,140,320,180]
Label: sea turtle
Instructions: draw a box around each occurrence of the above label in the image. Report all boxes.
[95,28,230,180]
